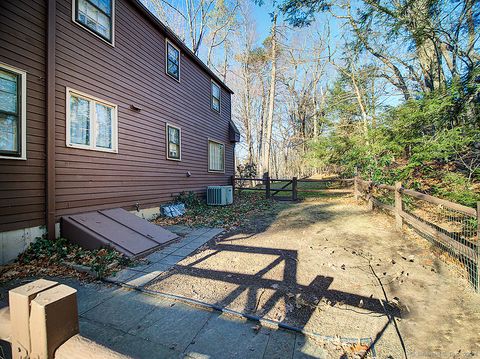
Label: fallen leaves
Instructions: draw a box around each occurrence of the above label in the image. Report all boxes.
[0,236,132,283]
[155,192,277,231]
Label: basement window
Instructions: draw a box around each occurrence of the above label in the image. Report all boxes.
[208,140,225,172]
[166,124,181,160]
[166,40,180,81]
[66,88,118,153]
[74,0,114,44]
[0,64,26,160]
[211,81,221,113]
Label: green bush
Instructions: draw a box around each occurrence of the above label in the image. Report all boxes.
[306,81,479,207]
[174,191,203,208]
[433,172,480,207]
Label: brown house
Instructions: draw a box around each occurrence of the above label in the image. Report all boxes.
[0,0,239,264]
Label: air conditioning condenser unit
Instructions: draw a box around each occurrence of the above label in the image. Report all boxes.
[207,186,233,206]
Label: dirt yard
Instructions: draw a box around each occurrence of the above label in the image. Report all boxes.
[147,194,480,358]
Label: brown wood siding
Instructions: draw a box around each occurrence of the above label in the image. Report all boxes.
[0,0,47,232]
[54,0,235,217]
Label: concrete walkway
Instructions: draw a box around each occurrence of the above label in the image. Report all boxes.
[0,226,327,358]
[68,279,326,359]
[106,226,225,288]
[101,226,326,358]
[97,226,325,357]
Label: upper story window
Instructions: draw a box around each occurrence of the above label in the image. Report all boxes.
[0,64,26,160]
[208,140,225,173]
[66,88,118,153]
[166,124,181,160]
[74,0,114,44]
[166,40,180,81]
[211,81,221,113]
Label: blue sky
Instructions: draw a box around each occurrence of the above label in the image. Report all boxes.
[251,3,276,40]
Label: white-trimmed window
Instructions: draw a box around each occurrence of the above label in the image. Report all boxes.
[208,140,225,172]
[166,124,181,160]
[166,40,180,81]
[0,63,26,160]
[74,0,114,44]
[66,88,118,153]
[211,81,221,113]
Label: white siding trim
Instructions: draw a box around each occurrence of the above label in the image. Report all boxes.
[208,139,225,173]
[165,38,181,82]
[71,0,116,47]
[66,87,118,153]
[0,62,27,161]
[166,123,182,161]
[211,80,221,114]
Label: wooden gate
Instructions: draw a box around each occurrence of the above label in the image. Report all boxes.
[232,173,353,201]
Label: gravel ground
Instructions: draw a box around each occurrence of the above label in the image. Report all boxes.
[147,195,480,358]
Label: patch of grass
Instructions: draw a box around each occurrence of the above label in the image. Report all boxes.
[156,191,283,230]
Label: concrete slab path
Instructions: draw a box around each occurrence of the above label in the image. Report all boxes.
[0,226,329,358]
[72,280,326,359]
[106,226,224,288]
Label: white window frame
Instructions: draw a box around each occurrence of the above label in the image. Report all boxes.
[66,87,118,153]
[166,123,181,161]
[211,80,221,113]
[0,62,27,161]
[72,0,116,47]
[165,39,181,82]
[208,139,225,173]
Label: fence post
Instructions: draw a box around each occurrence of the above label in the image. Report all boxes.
[354,177,359,200]
[367,181,374,211]
[395,182,403,231]
[292,177,298,201]
[230,175,235,189]
[265,172,271,199]
[354,167,359,200]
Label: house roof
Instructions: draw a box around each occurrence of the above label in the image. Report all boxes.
[129,0,234,94]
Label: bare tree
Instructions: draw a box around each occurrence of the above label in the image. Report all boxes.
[262,12,278,175]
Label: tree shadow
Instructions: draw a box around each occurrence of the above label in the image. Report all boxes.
[0,278,323,359]
[150,240,401,334]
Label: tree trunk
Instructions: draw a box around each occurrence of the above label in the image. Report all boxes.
[243,60,254,164]
[262,12,278,174]
[405,0,445,91]
[257,77,267,174]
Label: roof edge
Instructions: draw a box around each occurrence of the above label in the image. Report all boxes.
[129,0,234,95]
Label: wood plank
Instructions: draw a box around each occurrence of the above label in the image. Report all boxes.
[401,188,476,217]
[299,189,354,194]
[401,211,477,261]
[372,197,394,212]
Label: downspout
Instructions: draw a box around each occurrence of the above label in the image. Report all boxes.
[46,0,56,240]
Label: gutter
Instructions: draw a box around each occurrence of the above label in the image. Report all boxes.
[46,0,56,240]
[129,0,234,95]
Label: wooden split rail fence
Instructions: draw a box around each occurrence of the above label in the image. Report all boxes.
[354,176,480,293]
[231,172,353,201]
[231,173,479,292]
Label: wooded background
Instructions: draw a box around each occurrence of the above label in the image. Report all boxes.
[142,0,480,207]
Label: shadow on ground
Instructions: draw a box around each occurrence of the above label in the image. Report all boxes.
[146,194,480,357]
[0,279,327,359]
[143,195,406,357]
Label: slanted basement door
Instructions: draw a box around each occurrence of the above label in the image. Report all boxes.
[61,208,178,258]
